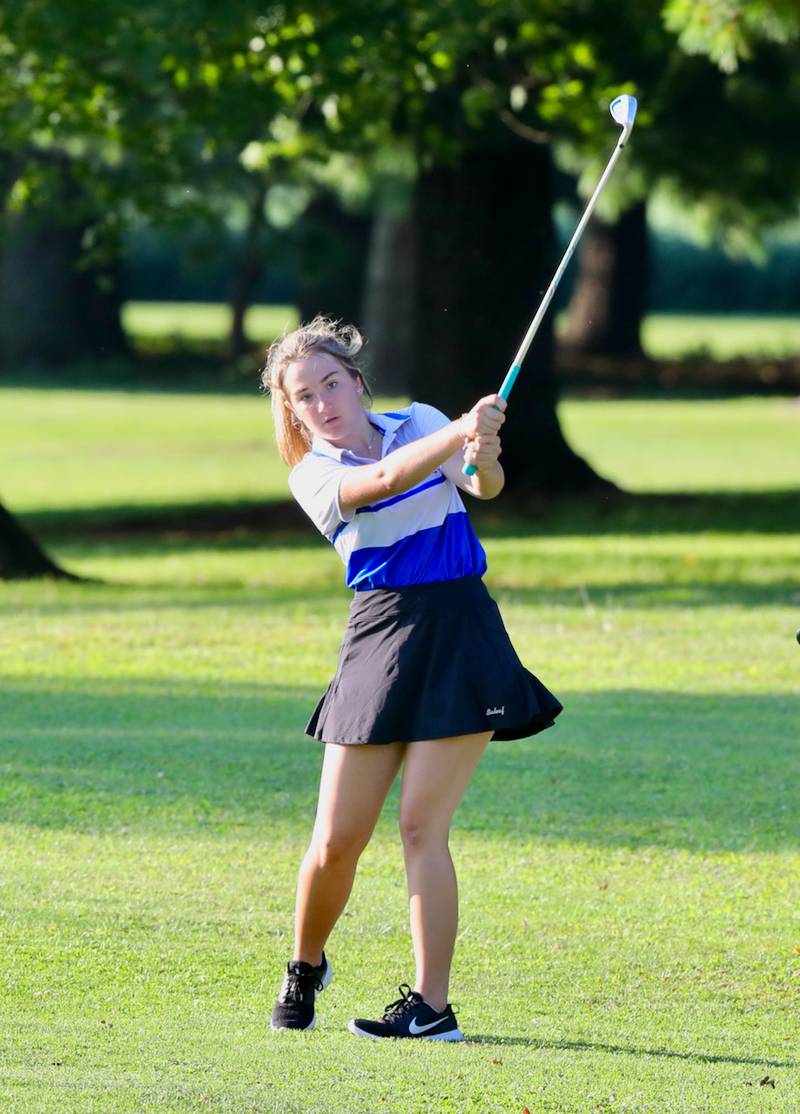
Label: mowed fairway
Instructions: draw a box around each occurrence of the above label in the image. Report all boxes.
[1,382,799,1113]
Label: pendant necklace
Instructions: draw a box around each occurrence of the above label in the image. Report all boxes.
[366,423,379,457]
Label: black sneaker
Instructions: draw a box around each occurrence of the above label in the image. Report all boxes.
[348,984,463,1041]
[270,953,333,1031]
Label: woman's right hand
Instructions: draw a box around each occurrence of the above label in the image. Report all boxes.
[460,394,507,441]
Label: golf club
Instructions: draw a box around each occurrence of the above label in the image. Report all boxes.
[463,92,638,476]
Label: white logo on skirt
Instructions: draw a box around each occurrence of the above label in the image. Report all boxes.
[486,706,505,716]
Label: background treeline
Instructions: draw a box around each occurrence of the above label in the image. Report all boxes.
[124,217,800,314]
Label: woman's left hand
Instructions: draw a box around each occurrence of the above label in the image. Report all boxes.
[463,432,502,472]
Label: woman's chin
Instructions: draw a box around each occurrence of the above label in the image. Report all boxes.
[321,418,345,440]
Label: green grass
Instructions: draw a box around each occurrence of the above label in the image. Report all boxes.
[640,314,800,360]
[560,396,800,493]
[121,301,800,360]
[2,391,798,531]
[1,385,799,1112]
[1,387,287,519]
[122,302,299,346]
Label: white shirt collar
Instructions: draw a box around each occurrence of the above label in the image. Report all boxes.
[310,409,411,462]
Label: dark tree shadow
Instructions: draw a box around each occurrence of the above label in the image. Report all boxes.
[18,487,800,541]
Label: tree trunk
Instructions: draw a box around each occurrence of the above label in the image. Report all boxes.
[0,501,76,580]
[294,192,372,328]
[412,140,616,496]
[228,186,267,361]
[361,207,415,397]
[561,200,648,358]
[0,159,128,369]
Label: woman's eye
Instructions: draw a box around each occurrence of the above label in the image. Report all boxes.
[328,379,338,389]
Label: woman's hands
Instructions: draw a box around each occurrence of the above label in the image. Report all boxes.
[459,394,506,472]
[339,394,507,513]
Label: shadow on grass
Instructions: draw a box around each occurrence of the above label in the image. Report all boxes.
[0,583,796,615]
[0,567,795,613]
[20,488,800,541]
[0,358,256,396]
[0,577,350,615]
[25,498,311,539]
[466,1034,799,1068]
[1,678,797,852]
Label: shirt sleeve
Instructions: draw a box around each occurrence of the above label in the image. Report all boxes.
[410,401,473,495]
[288,454,356,540]
[409,401,452,438]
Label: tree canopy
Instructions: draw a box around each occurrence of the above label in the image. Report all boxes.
[2,1,797,240]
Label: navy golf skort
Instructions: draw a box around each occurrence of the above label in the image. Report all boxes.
[305,576,563,745]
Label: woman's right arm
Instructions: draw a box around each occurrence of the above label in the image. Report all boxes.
[339,395,506,514]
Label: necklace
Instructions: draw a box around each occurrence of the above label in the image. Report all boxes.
[340,420,379,457]
[363,423,379,457]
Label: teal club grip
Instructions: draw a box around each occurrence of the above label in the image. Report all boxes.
[461,364,520,476]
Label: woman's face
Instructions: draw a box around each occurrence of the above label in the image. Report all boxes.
[283,352,365,445]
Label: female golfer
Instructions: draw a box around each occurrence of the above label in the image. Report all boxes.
[265,317,562,1040]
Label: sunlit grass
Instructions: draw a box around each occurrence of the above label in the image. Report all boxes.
[641,313,800,359]
[2,390,798,525]
[122,301,299,346]
[559,395,800,493]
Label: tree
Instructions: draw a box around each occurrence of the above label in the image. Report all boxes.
[2,1,800,577]
[361,205,415,396]
[262,0,650,493]
[561,3,800,359]
[261,0,800,490]
[560,201,649,359]
[0,156,129,367]
[0,502,76,580]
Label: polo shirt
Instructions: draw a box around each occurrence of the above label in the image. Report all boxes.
[288,402,487,590]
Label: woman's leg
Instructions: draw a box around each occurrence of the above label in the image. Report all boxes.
[398,732,491,1012]
[293,740,405,966]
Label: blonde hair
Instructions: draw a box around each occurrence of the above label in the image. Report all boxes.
[262,315,372,467]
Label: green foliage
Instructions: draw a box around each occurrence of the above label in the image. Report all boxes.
[664,0,799,71]
[647,235,800,313]
[1,1,799,270]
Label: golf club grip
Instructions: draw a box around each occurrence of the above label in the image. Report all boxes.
[461,368,519,476]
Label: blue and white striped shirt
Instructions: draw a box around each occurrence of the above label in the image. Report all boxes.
[288,403,487,590]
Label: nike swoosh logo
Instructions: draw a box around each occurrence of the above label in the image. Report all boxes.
[408,1016,447,1035]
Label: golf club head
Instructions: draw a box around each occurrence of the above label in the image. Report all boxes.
[610,93,637,140]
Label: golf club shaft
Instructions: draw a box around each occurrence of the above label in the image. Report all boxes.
[463,115,635,476]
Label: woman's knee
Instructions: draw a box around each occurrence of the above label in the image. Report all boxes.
[308,827,368,870]
[398,806,450,854]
